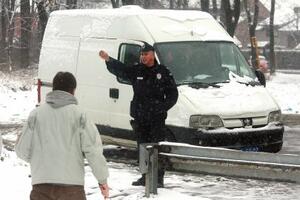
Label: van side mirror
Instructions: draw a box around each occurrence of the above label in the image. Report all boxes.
[255,70,266,87]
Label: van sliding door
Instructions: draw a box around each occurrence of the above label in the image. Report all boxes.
[107,42,142,130]
[76,38,142,132]
[75,38,122,127]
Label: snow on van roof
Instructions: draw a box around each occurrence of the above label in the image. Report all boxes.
[51,6,213,22]
[46,6,233,43]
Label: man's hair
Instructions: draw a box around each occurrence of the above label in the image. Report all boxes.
[52,72,77,92]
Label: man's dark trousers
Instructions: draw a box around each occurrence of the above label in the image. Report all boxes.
[30,184,86,200]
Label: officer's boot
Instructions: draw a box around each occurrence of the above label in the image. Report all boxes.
[157,177,164,188]
[158,172,164,188]
[132,174,145,186]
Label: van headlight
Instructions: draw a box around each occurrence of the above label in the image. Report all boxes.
[189,115,224,129]
[268,110,281,123]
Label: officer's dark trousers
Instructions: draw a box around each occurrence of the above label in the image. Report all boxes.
[134,119,166,182]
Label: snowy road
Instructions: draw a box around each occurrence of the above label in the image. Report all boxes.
[280,126,300,155]
[1,69,300,199]
[2,148,299,200]
[1,125,300,199]
[99,162,300,200]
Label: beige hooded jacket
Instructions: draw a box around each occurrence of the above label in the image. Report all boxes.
[15,90,108,185]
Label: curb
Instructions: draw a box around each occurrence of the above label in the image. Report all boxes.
[282,114,300,127]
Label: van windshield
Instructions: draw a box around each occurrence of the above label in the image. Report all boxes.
[155,42,256,85]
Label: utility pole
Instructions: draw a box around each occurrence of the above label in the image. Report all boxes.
[270,0,276,75]
[244,0,260,69]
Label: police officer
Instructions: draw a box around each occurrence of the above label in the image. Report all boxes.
[99,43,178,187]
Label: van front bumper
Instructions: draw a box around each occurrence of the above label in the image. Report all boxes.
[168,123,284,153]
[196,123,284,152]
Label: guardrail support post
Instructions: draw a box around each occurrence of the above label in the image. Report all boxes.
[139,143,158,197]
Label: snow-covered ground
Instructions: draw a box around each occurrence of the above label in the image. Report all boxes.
[0,69,37,124]
[1,68,300,200]
[266,72,300,114]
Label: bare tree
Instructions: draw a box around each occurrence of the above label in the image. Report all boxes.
[177,0,182,8]
[37,0,48,41]
[170,0,174,9]
[221,0,240,37]
[20,0,31,68]
[144,0,153,8]
[269,0,275,74]
[111,0,120,8]
[171,0,188,9]
[183,0,188,9]
[0,0,8,68]
[7,0,16,67]
[122,0,135,5]
[1,0,8,50]
[244,0,259,68]
[212,0,217,18]
[1,0,18,70]
[66,0,77,9]
[201,0,209,13]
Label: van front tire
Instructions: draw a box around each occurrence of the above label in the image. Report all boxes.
[263,143,283,153]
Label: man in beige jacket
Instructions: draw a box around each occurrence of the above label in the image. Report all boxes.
[16,72,109,200]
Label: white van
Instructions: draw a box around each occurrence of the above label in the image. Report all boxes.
[37,6,284,152]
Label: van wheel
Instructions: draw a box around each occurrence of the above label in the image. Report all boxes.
[164,128,176,142]
[264,143,282,153]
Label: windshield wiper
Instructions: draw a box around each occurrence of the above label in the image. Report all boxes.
[177,81,222,89]
[210,80,230,84]
[177,81,194,86]
[237,80,261,87]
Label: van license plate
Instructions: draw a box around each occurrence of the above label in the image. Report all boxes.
[241,146,260,152]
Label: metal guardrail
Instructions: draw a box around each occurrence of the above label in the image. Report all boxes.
[139,142,300,197]
[282,114,300,127]
[276,69,300,74]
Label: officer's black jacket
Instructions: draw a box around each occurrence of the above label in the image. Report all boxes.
[105,57,178,122]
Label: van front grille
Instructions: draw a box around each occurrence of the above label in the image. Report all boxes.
[222,116,268,128]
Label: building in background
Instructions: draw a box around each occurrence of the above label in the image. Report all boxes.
[235,0,300,49]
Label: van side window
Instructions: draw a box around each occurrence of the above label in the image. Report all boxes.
[220,44,238,74]
[118,44,141,84]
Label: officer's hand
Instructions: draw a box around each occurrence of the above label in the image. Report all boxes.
[99,50,109,62]
[99,183,109,199]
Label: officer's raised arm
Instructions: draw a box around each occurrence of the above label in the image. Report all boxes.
[99,50,110,62]
[98,49,134,81]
